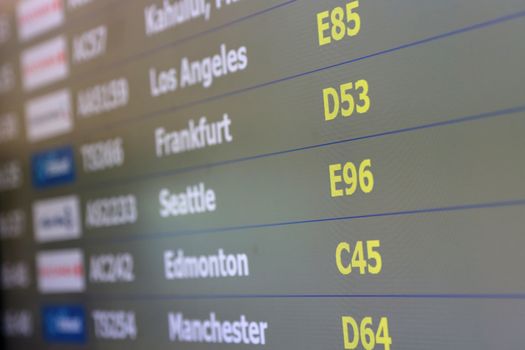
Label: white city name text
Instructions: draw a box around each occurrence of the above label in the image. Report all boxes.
[164,249,249,279]
[181,44,247,89]
[168,312,268,345]
[155,114,232,157]
[149,43,248,94]
[144,0,211,36]
[159,183,216,217]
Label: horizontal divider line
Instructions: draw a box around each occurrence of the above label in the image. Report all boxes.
[73,103,525,192]
[86,292,525,302]
[20,0,298,106]
[81,0,299,78]
[29,0,298,102]
[73,7,525,141]
[72,198,525,245]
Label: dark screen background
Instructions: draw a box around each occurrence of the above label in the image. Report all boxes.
[1,0,525,349]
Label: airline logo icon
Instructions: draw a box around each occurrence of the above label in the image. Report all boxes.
[25,89,73,142]
[37,249,85,293]
[42,305,86,343]
[21,35,68,91]
[32,146,75,188]
[33,195,81,243]
[17,0,65,42]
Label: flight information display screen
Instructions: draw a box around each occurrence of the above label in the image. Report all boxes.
[1,0,525,349]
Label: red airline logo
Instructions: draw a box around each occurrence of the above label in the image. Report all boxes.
[37,249,85,294]
[20,36,69,92]
[17,0,64,42]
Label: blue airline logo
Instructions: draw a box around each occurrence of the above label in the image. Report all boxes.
[42,305,86,344]
[32,145,75,188]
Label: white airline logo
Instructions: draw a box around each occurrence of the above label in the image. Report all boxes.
[17,0,64,42]
[25,89,73,142]
[21,35,68,91]
[37,249,85,294]
[33,195,81,243]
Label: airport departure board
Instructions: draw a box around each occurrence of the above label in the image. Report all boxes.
[1,0,525,349]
